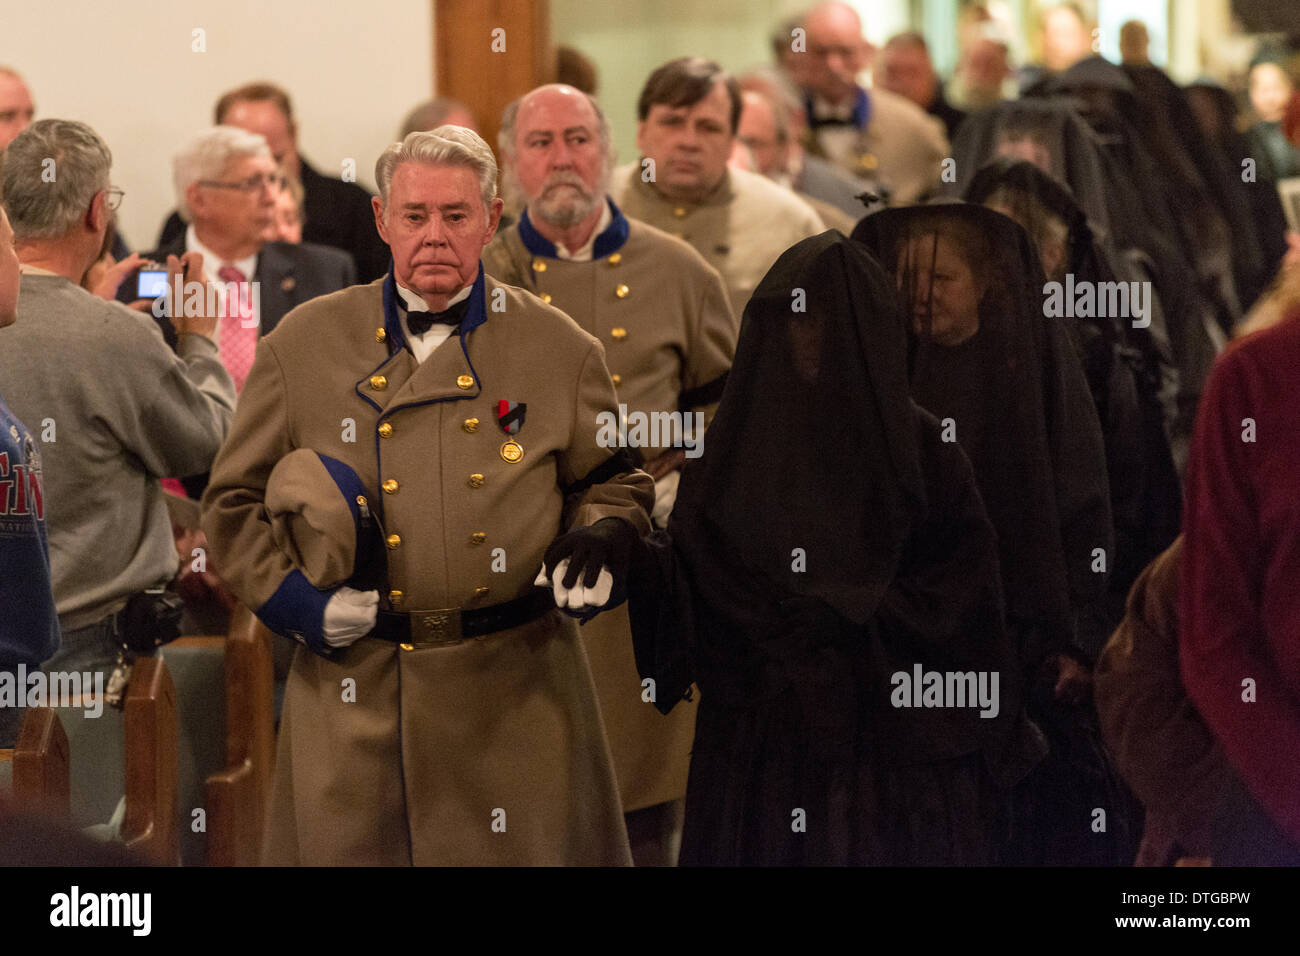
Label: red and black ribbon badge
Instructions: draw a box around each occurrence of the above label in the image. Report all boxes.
[497,401,526,462]
[497,400,525,435]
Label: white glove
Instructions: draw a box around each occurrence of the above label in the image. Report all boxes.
[323,587,379,648]
[534,558,614,611]
[651,470,681,528]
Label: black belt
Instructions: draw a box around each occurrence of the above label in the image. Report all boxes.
[371,588,555,648]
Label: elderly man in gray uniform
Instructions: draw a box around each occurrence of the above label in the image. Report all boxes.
[486,84,736,865]
[202,126,654,865]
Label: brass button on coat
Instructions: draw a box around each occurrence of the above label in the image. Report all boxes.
[607,252,622,265]
[540,292,552,304]
[400,643,414,651]
[386,533,402,549]
[369,375,387,390]
[470,532,487,544]
[612,374,622,386]
[382,479,399,494]
[474,586,490,598]
[673,207,687,218]
[463,418,479,433]
[615,284,629,298]
[375,328,387,342]
[468,473,485,488]
[611,327,627,340]
[457,374,474,390]
[378,422,393,438]
[389,589,404,606]
[532,260,547,272]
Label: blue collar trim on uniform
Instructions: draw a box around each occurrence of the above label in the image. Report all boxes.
[381,262,487,355]
[805,86,872,131]
[358,265,487,414]
[517,198,629,260]
[315,453,367,580]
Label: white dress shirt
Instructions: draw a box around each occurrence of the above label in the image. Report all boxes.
[396,281,471,364]
[186,225,260,344]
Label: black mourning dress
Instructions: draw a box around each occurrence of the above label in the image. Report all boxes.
[963,158,1182,642]
[950,98,1223,469]
[853,204,1141,865]
[626,232,1038,866]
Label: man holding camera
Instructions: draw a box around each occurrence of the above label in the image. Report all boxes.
[0,119,235,676]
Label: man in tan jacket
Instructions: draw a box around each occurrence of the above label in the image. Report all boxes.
[201,126,653,865]
[609,57,825,318]
[486,83,736,864]
[794,1,950,204]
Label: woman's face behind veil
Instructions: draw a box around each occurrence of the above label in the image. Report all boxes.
[996,133,1054,174]
[897,233,984,347]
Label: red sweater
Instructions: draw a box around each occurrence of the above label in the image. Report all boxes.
[1181,311,1300,845]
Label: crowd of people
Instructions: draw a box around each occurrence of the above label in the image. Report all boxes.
[2,0,1299,867]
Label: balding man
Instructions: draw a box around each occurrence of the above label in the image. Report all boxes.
[610,57,824,317]
[202,125,653,865]
[397,97,478,139]
[0,67,34,151]
[485,84,735,864]
[794,1,949,204]
[736,86,865,230]
[158,82,389,282]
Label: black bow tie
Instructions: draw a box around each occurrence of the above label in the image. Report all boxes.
[810,115,857,130]
[404,296,470,336]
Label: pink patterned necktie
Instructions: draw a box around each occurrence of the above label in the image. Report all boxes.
[217,264,256,392]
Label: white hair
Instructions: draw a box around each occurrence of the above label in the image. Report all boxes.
[172,125,272,222]
[374,126,498,212]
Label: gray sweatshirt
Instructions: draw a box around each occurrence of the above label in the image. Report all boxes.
[0,273,235,632]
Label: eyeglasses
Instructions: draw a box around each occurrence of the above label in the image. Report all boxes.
[104,187,125,211]
[197,172,286,193]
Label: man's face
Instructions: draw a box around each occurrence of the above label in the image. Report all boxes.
[1042,8,1091,73]
[221,100,299,172]
[636,80,734,201]
[738,93,786,177]
[803,4,869,104]
[189,153,280,249]
[963,39,1011,96]
[1250,63,1294,124]
[512,87,607,229]
[0,207,19,328]
[877,43,936,109]
[0,74,35,151]
[374,162,502,299]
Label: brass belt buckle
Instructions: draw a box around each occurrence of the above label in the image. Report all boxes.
[405,608,464,649]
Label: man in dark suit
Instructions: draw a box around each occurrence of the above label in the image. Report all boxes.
[123,125,353,504]
[126,124,354,359]
[155,82,388,282]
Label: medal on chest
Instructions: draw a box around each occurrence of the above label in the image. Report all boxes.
[497,400,526,462]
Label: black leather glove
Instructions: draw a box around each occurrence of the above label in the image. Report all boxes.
[542,517,640,616]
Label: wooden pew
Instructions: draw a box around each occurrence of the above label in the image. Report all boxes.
[121,656,179,864]
[0,707,70,818]
[202,606,275,866]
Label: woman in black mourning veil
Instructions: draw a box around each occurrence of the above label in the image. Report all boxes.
[626,231,1041,866]
[963,157,1181,651]
[851,203,1141,865]
[949,96,1220,475]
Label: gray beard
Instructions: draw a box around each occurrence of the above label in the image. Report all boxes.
[534,190,601,229]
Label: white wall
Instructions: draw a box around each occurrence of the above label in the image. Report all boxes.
[5,0,434,250]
